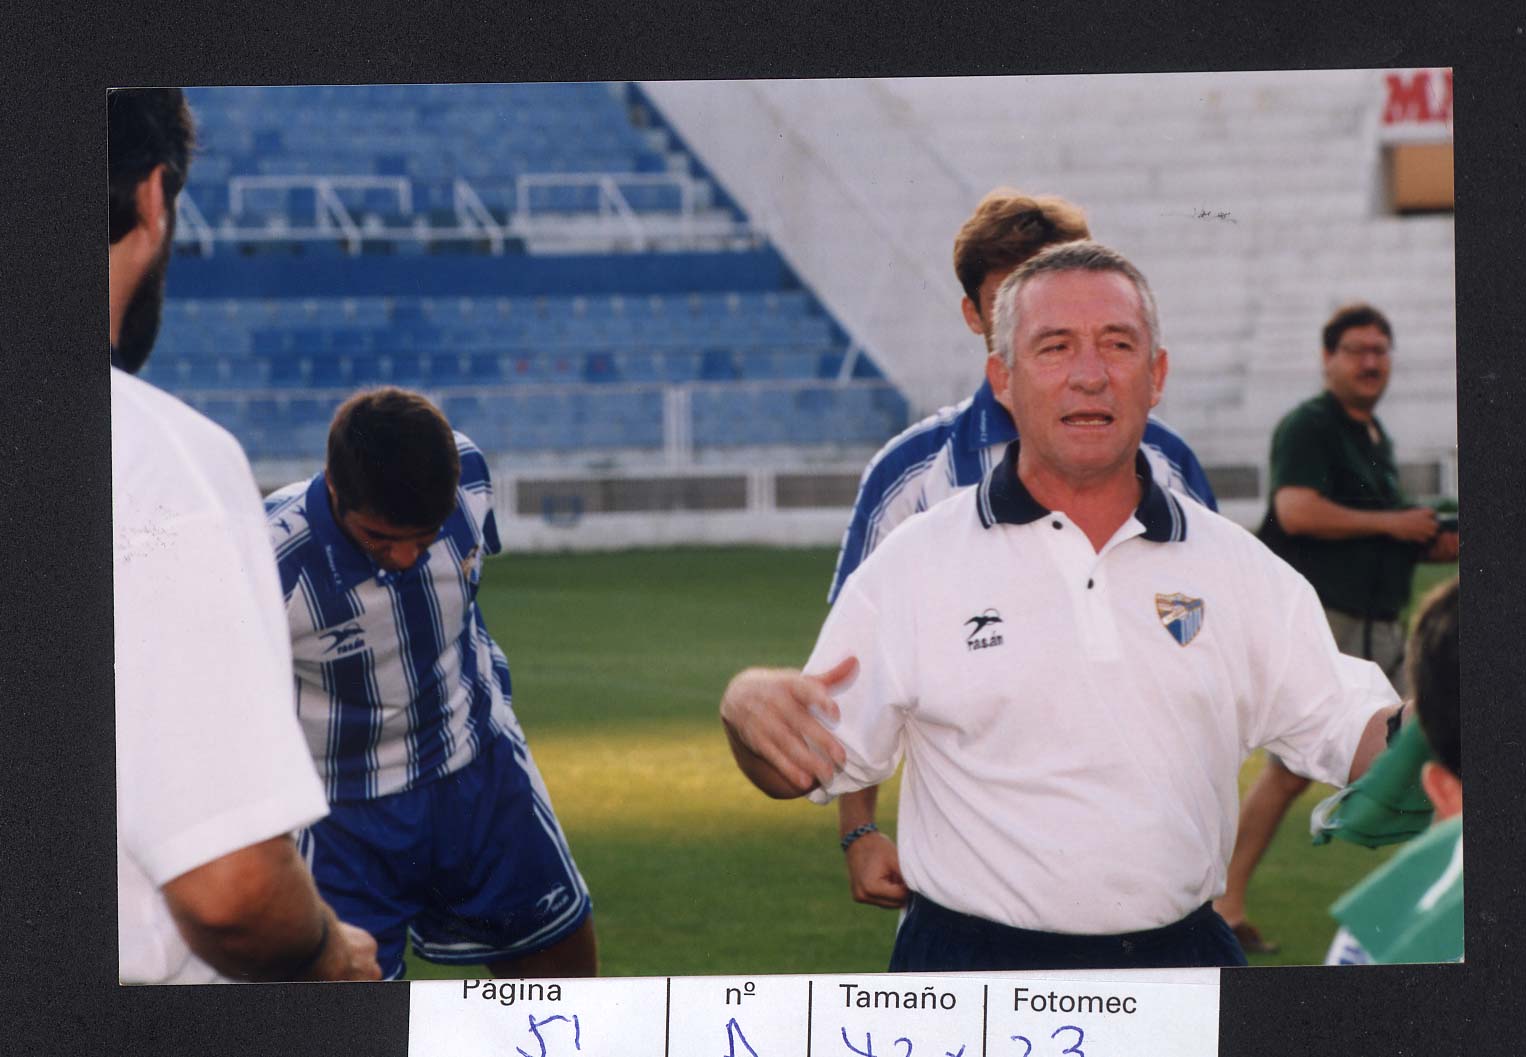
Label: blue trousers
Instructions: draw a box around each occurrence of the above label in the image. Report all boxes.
[889,892,1248,972]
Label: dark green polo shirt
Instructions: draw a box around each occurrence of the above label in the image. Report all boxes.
[1258,390,1417,618]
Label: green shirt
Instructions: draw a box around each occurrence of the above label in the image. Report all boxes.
[1330,814,1463,964]
[1258,390,1417,618]
[1310,718,1435,849]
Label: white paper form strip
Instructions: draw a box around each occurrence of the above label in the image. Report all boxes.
[409,969,1219,1057]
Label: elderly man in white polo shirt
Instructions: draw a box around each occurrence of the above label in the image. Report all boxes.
[720,240,1401,971]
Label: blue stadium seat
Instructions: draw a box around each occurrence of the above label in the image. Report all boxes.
[269,353,308,387]
[699,348,740,381]
[498,354,544,384]
[383,352,429,384]
[331,329,374,353]
[659,350,702,382]
[346,352,383,385]
[309,354,349,387]
[226,358,270,387]
[428,353,471,387]
[613,351,661,383]
[582,351,619,383]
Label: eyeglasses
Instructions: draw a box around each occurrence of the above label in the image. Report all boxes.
[1334,342,1391,360]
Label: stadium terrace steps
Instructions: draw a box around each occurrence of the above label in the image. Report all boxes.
[161,82,911,468]
[173,380,907,461]
[150,286,901,460]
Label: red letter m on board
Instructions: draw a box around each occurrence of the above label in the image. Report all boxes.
[1383,70,1452,125]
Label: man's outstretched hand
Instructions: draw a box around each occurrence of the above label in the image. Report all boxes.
[720,657,858,798]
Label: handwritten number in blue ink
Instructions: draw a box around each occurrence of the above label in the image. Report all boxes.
[1010,1037,1032,1057]
[842,1028,877,1057]
[516,1013,581,1057]
[725,1018,760,1057]
[894,1037,912,1057]
[1050,1026,1084,1057]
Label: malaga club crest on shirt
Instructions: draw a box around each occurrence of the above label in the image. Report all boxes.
[1156,593,1205,646]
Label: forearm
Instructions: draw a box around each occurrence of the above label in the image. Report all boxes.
[1275,489,1398,540]
[163,835,335,982]
[1347,705,1402,785]
[837,786,878,837]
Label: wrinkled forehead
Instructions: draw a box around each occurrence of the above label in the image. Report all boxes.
[1011,269,1148,333]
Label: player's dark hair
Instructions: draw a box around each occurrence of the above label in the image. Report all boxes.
[1408,576,1460,778]
[953,188,1091,310]
[109,88,196,245]
[1321,302,1393,354]
[327,387,461,529]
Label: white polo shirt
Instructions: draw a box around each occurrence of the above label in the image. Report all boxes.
[114,368,328,984]
[806,440,1396,935]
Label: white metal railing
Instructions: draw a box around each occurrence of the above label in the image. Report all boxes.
[229,175,413,217]
[453,178,507,254]
[173,172,740,256]
[513,172,698,251]
[176,190,215,256]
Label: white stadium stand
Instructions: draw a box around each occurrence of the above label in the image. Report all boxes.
[644,70,1457,527]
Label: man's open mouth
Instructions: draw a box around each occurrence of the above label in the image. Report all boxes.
[1061,413,1114,426]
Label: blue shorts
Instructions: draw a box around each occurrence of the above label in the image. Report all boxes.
[298,729,591,979]
[889,893,1247,972]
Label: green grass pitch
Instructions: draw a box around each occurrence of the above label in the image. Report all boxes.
[403,546,1458,978]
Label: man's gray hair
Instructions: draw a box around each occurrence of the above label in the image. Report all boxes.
[990,240,1162,367]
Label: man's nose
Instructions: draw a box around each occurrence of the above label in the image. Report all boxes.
[1068,342,1108,390]
[387,543,423,570]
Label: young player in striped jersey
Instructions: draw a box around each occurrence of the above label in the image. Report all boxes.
[264,386,595,980]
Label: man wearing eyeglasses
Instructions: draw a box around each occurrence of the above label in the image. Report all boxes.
[1215,302,1459,954]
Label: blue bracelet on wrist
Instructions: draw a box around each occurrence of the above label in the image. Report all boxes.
[840,822,879,852]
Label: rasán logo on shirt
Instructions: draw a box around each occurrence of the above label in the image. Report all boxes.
[1156,593,1205,646]
[318,623,367,656]
[965,608,1005,651]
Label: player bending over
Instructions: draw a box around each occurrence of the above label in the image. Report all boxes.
[264,386,596,980]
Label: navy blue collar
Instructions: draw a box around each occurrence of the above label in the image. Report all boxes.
[303,472,430,592]
[975,437,1188,542]
[109,345,129,371]
[952,379,1020,454]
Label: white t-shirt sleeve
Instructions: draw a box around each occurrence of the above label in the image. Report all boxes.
[803,576,915,803]
[115,456,327,888]
[1249,562,1399,787]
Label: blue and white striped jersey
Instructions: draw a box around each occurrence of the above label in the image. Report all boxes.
[264,433,518,801]
[827,380,1218,602]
